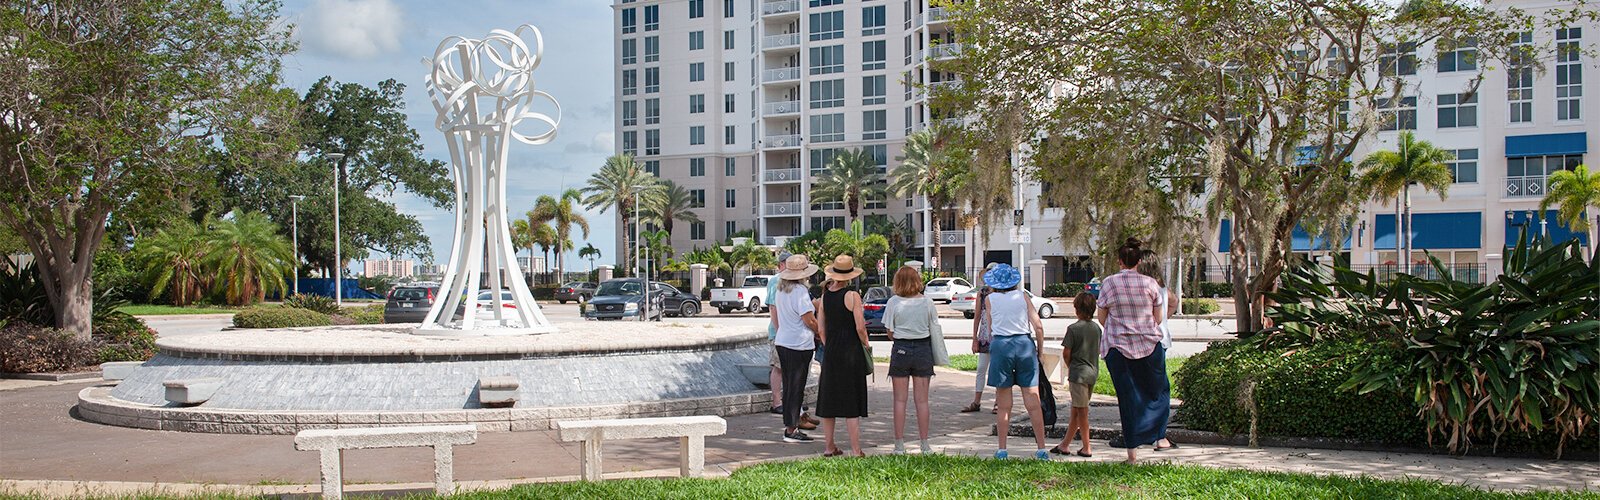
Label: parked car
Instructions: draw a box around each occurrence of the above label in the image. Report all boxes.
[584,278,701,320]
[949,289,1058,319]
[924,277,974,302]
[554,281,596,303]
[456,289,542,321]
[710,275,773,314]
[382,285,439,323]
[861,286,892,338]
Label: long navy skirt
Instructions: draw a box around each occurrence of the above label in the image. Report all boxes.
[1104,344,1170,448]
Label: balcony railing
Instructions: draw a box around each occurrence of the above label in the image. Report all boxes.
[927,80,962,94]
[762,67,801,83]
[923,230,966,246]
[1505,176,1545,197]
[926,43,964,60]
[763,168,803,182]
[764,202,803,216]
[762,33,801,50]
[762,134,802,148]
[763,100,801,116]
[761,0,800,16]
[925,7,950,24]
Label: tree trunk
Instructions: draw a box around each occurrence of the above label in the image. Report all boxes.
[44,261,94,338]
[1394,196,1402,272]
[1403,187,1412,274]
[1228,206,1253,335]
[930,209,942,274]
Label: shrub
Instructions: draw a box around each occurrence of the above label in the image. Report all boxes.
[338,305,384,325]
[232,306,331,328]
[1195,282,1233,298]
[661,279,689,291]
[532,284,559,300]
[1044,282,1083,297]
[283,293,340,315]
[0,263,52,326]
[93,313,157,363]
[1180,298,1220,315]
[0,323,100,373]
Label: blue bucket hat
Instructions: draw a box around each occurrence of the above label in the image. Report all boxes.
[983,263,1021,289]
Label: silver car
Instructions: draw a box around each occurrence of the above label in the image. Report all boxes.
[950,289,1058,319]
[924,277,974,302]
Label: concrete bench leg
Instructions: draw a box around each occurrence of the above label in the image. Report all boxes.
[580,438,604,481]
[434,444,455,496]
[679,435,705,478]
[319,448,344,500]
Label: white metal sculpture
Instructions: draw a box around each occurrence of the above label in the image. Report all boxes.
[417,25,560,335]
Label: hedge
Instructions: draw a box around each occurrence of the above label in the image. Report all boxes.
[93,313,157,363]
[339,305,384,325]
[232,306,332,328]
[0,323,100,373]
[1192,282,1233,298]
[1180,298,1220,315]
[1044,282,1084,297]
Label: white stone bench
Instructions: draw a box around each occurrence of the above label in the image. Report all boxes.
[555,416,727,481]
[163,377,223,405]
[478,375,519,406]
[294,424,478,499]
[100,361,142,381]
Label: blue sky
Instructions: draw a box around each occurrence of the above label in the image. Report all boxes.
[279,0,617,269]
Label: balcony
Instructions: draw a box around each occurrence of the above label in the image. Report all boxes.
[761,0,801,17]
[926,43,964,60]
[761,67,801,84]
[764,202,803,216]
[762,134,803,149]
[927,80,962,94]
[1505,176,1545,197]
[763,168,803,183]
[925,7,950,24]
[762,33,801,51]
[763,100,801,116]
[934,118,964,130]
[765,235,800,246]
[923,230,966,246]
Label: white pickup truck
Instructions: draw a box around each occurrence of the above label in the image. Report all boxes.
[710,275,773,314]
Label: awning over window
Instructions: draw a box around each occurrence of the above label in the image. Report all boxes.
[1217,220,1351,253]
[1505,132,1587,157]
[1375,212,1482,250]
[1504,210,1590,247]
[1218,220,1232,253]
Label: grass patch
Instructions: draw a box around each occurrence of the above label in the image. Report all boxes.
[117,304,240,316]
[944,354,1188,399]
[949,353,979,371]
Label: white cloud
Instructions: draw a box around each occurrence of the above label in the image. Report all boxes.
[294,0,406,60]
[562,131,614,155]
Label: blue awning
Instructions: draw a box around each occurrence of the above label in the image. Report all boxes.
[1505,132,1587,157]
[1218,220,1231,253]
[1217,220,1350,252]
[1504,210,1590,247]
[1375,212,1482,250]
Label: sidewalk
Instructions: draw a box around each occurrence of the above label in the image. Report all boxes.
[2,366,1595,497]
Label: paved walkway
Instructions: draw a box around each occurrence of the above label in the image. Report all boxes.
[2,368,1595,497]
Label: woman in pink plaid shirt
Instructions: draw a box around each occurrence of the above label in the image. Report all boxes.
[1096,238,1175,464]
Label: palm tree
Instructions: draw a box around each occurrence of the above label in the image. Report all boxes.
[686,246,733,284]
[729,239,777,277]
[578,243,602,275]
[132,220,210,306]
[532,223,557,282]
[582,154,661,275]
[531,189,590,283]
[1358,131,1454,269]
[811,148,887,226]
[639,180,702,247]
[1540,163,1600,258]
[204,212,295,306]
[892,129,967,263]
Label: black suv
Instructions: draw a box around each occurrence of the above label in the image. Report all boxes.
[584,279,701,320]
[383,285,440,323]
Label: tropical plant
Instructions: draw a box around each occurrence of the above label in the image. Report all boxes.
[640,230,674,264]
[892,129,968,263]
[639,180,702,247]
[811,148,888,225]
[531,189,591,281]
[864,216,914,262]
[820,222,891,274]
[582,154,662,275]
[578,243,602,273]
[204,212,294,305]
[729,239,778,276]
[132,220,211,307]
[1358,131,1455,267]
[1540,163,1600,258]
[685,247,733,283]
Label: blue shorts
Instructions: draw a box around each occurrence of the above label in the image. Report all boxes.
[986,335,1039,388]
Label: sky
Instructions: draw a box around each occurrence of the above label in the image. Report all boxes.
[279,0,617,270]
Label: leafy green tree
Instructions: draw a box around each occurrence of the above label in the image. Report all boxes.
[530,189,590,282]
[820,222,891,274]
[1358,132,1455,266]
[864,215,914,263]
[582,154,661,275]
[729,239,778,276]
[892,129,968,261]
[204,212,294,305]
[1540,164,1600,258]
[0,0,296,336]
[640,180,702,247]
[685,247,733,283]
[132,221,212,307]
[811,148,887,226]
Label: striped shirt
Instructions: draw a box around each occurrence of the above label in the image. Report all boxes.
[1097,270,1163,359]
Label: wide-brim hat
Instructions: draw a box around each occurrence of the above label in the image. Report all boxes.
[776,254,819,280]
[824,255,864,281]
[984,263,1022,289]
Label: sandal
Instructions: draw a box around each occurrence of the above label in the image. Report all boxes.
[1075,449,1093,458]
[823,448,844,457]
[1154,441,1179,451]
[1048,446,1069,455]
[959,402,981,413]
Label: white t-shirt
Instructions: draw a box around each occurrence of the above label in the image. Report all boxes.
[773,285,817,350]
[1157,286,1173,350]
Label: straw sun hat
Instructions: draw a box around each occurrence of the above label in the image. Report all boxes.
[776,254,819,280]
[824,255,863,281]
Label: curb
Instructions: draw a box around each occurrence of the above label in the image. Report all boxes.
[0,371,101,382]
[134,314,236,321]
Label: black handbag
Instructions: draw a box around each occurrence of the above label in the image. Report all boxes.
[1038,359,1059,427]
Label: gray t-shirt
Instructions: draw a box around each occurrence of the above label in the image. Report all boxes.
[1063,319,1102,386]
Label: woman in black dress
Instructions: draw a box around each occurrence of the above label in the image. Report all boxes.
[815,255,870,457]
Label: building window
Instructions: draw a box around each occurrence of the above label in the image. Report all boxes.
[1509,31,1533,123]
[724,157,736,176]
[689,62,705,82]
[1335,100,1349,129]
[622,131,638,156]
[862,6,885,36]
[724,93,735,113]
[723,30,735,50]
[809,0,842,6]
[690,126,706,145]
[809,45,845,75]
[810,113,845,143]
[810,148,841,176]
[724,0,734,18]
[810,216,846,232]
[690,222,706,240]
[1436,92,1477,128]
[622,8,636,34]
[689,0,704,18]
[725,221,737,239]
[689,31,704,50]
[621,39,637,65]
[809,11,844,41]
[644,5,659,31]
[690,157,706,177]
[1379,40,1417,76]
[809,79,845,109]
[862,40,886,71]
[725,125,736,145]
[645,67,660,93]
[690,94,705,114]
[1507,154,1583,198]
[643,160,659,177]
[643,36,659,62]
[1376,96,1416,131]
[622,100,637,127]
[622,69,637,95]
[1446,149,1478,183]
[1436,37,1476,72]
[725,189,737,208]
[645,129,661,155]
[724,61,735,81]
[863,75,885,105]
[863,110,887,140]
[1557,28,1582,121]
[645,98,660,124]
[690,189,706,208]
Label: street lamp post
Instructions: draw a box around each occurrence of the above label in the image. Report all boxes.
[289,195,305,296]
[326,152,345,306]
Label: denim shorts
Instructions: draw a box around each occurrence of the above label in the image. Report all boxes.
[986,335,1039,388]
[887,338,935,378]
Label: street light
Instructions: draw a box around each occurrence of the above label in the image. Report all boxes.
[326,152,345,306]
[289,195,305,296]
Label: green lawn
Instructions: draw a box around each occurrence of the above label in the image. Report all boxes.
[945,354,1187,399]
[117,304,242,316]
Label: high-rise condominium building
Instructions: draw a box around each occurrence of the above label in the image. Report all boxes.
[363,259,416,279]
